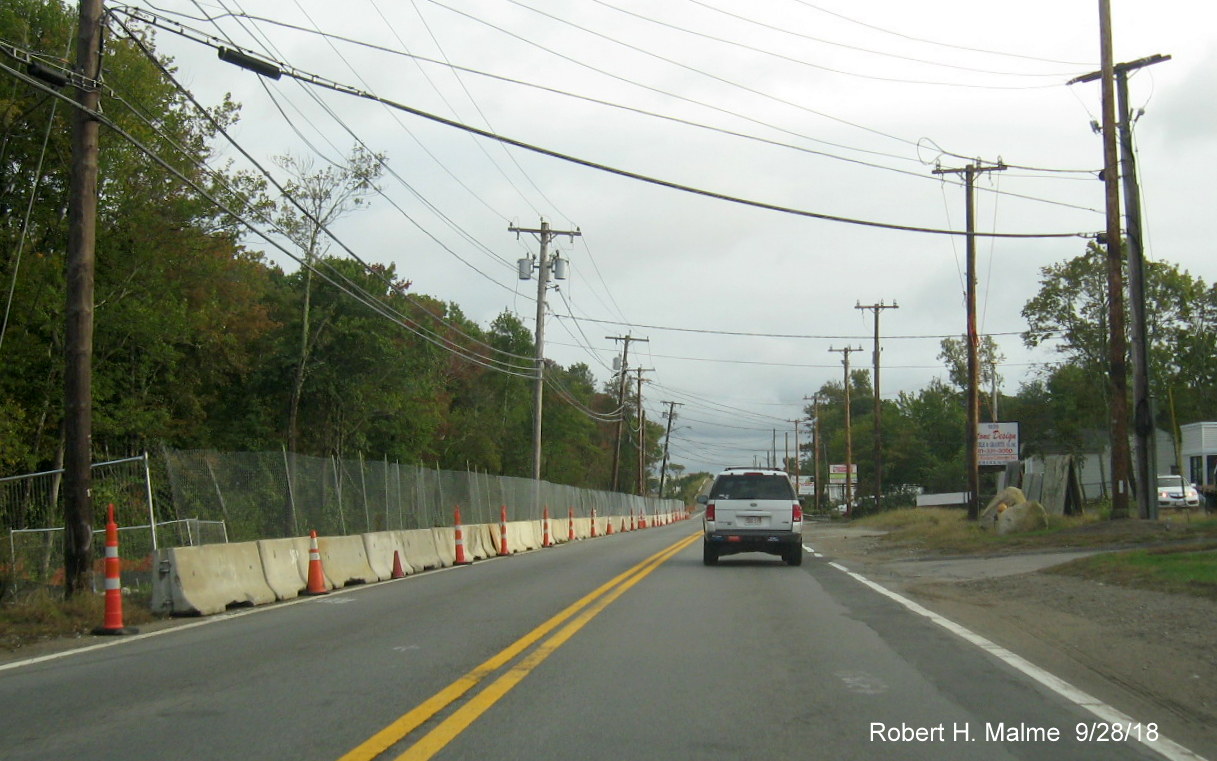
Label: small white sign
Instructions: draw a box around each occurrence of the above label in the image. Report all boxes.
[978,422,1020,466]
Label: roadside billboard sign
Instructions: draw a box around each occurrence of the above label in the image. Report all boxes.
[829,464,858,484]
[978,422,1020,467]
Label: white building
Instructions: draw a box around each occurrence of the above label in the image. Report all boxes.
[1180,422,1217,488]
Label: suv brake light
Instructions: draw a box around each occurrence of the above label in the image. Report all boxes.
[792,503,803,522]
[705,504,716,521]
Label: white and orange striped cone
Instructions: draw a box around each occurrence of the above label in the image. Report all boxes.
[305,530,328,595]
[567,507,576,542]
[454,505,471,565]
[93,504,137,636]
[590,507,598,537]
[391,550,407,579]
[606,515,614,535]
[542,507,553,548]
[498,504,509,556]
[630,509,635,531]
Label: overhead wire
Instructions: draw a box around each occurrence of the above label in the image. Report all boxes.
[787,0,1095,67]
[137,7,1106,216]
[590,0,1076,89]
[76,23,543,379]
[683,0,1086,78]
[140,5,547,367]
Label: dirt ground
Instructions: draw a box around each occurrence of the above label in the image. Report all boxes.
[803,524,1217,760]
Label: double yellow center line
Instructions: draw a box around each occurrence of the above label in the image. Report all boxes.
[340,531,701,761]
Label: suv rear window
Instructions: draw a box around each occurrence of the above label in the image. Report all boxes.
[711,474,795,500]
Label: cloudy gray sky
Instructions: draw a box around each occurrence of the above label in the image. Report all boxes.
[118,0,1216,474]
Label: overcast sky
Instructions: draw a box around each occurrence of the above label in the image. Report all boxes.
[115,0,1217,475]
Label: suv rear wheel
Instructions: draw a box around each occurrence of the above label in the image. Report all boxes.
[702,541,718,566]
[784,546,803,566]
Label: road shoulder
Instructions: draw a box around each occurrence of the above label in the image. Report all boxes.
[803,523,1217,761]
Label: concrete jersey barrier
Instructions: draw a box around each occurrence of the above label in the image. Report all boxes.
[257,536,322,599]
[400,529,442,570]
[317,534,377,587]
[152,542,277,616]
[363,531,415,580]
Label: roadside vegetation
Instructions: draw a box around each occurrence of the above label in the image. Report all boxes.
[0,588,157,653]
[850,507,1217,601]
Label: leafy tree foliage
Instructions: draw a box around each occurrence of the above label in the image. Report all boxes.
[1021,242,1217,445]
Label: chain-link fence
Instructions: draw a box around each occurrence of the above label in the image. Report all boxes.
[2,455,163,592]
[2,448,682,593]
[159,448,681,542]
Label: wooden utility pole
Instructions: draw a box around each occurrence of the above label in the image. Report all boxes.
[658,401,682,497]
[63,0,104,597]
[856,300,898,512]
[510,220,580,485]
[1097,0,1131,519]
[803,396,823,512]
[812,397,822,512]
[932,161,1005,520]
[1070,52,1170,520]
[633,368,652,495]
[829,347,861,517]
[607,334,646,491]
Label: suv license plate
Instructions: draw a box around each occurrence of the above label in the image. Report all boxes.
[744,516,761,526]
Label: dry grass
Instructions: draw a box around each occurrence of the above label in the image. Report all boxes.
[0,587,157,652]
[853,506,1217,554]
[850,507,1217,599]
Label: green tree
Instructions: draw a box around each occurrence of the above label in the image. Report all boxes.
[1021,242,1217,446]
[938,335,1005,422]
[271,147,383,457]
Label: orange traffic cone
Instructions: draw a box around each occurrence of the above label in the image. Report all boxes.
[391,550,407,579]
[568,507,576,542]
[454,505,471,565]
[606,515,615,535]
[542,506,553,548]
[630,509,636,531]
[93,504,137,636]
[305,530,328,595]
[499,504,509,556]
[591,507,598,537]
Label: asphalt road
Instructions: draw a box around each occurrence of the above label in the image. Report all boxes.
[0,521,1194,761]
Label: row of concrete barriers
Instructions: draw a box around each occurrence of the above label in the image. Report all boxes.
[151,510,690,615]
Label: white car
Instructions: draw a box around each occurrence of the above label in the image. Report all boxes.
[1156,475,1200,508]
[698,467,803,566]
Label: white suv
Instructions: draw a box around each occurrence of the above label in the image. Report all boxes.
[698,467,803,566]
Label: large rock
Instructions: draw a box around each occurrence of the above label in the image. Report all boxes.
[995,500,1049,535]
[979,487,1027,530]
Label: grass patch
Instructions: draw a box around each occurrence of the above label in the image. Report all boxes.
[850,507,1217,555]
[1047,544,1217,601]
[0,587,157,651]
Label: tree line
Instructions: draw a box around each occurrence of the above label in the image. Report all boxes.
[802,240,1217,510]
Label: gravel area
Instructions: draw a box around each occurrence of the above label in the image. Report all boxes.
[804,525,1217,760]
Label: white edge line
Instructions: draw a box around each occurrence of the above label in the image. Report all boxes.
[822,559,1209,761]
